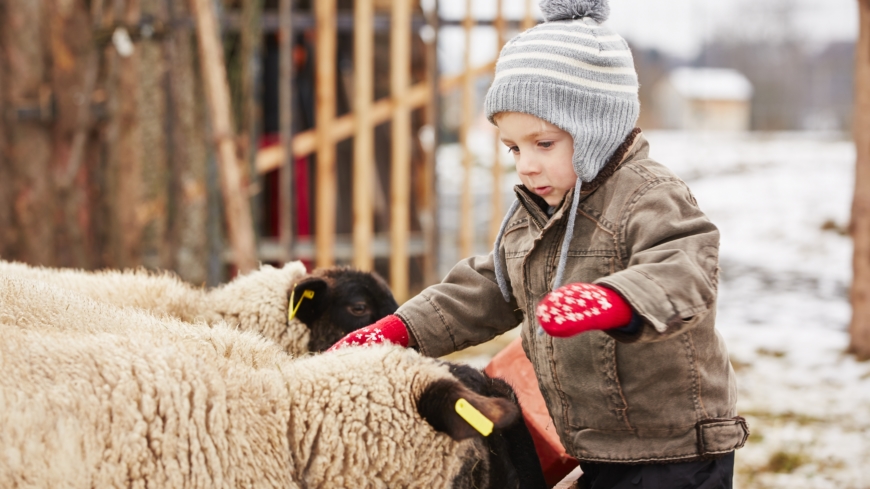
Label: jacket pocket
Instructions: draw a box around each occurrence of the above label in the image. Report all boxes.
[549,332,635,432]
[614,333,699,432]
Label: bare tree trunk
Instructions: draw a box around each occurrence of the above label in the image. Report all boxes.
[1,0,55,266]
[0,1,12,255]
[48,0,97,268]
[138,0,170,270]
[107,0,145,269]
[164,0,209,284]
[189,0,258,275]
[850,0,870,359]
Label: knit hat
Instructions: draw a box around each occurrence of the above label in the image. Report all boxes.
[486,0,640,302]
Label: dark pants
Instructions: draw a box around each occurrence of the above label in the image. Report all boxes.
[576,452,735,489]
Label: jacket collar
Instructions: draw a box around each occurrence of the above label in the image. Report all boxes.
[514,128,646,227]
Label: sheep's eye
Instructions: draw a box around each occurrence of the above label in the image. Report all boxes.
[348,302,370,317]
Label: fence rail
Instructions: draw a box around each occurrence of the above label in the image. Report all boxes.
[256,0,537,301]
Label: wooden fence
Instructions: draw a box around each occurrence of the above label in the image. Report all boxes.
[255,0,538,301]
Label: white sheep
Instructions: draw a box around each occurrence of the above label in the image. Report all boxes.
[0,259,398,355]
[0,277,527,488]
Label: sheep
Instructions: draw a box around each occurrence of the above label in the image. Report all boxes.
[0,259,398,355]
[0,276,544,489]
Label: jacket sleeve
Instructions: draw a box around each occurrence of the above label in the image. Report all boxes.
[396,251,525,358]
[595,178,720,343]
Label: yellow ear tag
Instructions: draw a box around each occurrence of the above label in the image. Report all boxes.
[455,398,494,437]
[288,288,315,322]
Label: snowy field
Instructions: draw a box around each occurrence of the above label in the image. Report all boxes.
[438,131,870,488]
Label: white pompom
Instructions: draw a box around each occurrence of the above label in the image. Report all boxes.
[538,0,610,23]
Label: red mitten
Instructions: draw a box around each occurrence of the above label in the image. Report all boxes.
[327,314,410,351]
[535,283,633,337]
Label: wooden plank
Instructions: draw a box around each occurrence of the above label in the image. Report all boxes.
[490,0,506,245]
[249,234,428,263]
[421,0,441,286]
[458,0,474,259]
[390,0,412,301]
[315,0,337,268]
[254,63,508,175]
[353,0,375,271]
[189,0,258,274]
[279,0,294,262]
[850,0,870,359]
[256,82,432,173]
[438,61,496,92]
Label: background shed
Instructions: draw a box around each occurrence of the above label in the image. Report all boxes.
[653,67,753,131]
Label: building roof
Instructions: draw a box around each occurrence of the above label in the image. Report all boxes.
[668,67,753,101]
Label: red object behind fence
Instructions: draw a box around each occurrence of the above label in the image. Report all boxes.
[485,337,580,487]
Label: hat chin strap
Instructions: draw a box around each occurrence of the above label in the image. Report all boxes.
[493,177,583,303]
[552,178,583,290]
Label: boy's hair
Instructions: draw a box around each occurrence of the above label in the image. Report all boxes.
[486,0,640,300]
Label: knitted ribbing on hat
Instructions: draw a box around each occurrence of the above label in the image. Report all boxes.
[489,0,639,302]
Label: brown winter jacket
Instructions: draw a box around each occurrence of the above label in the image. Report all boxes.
[397,130,749,464]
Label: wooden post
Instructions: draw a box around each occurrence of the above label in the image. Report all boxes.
[390,0,412,301]
[458,0,475,259]
[523,0,536,30]
[422,0,440,286]
[850,0,870,359]
[240,0,264,259]
[279,0,294,263]
[490,0,506,246]
[189,0,258,274]
[353,0,375,271]
[315,0,337,268]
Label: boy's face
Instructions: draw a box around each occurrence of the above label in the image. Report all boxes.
[496,112,577,207]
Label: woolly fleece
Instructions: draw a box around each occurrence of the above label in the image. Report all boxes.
[0,259,313,356]
[0,277,496,488]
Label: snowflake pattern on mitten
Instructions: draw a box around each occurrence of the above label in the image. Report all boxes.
[535,283,633,337]
[328,315,409,351]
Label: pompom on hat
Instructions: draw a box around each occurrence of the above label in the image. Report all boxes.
[486,0,640,302]
[539,0,610,23]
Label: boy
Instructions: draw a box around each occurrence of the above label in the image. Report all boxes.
[331,0,748,486]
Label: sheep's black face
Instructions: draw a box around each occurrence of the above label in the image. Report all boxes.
[290,267,399,352]
[417,363,548,489]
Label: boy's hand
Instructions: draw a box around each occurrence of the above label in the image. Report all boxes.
[536,283,633,337]
[327,314,409,351]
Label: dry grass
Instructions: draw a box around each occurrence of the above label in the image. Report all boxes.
[763,450,809,474]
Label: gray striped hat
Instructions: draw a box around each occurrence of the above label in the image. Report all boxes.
[486,0,640,302]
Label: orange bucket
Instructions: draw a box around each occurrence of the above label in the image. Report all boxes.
[485,337,580,487]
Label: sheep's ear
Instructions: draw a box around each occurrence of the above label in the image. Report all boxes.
[417,379,519,441]
[289,277,329,324]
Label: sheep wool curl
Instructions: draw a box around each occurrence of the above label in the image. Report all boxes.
[0,259,312,355]
[538,0,610,23]
[0,277,514,489]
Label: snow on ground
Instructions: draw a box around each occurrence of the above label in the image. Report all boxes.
[654,131,870,489]
[439,130,870,488]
